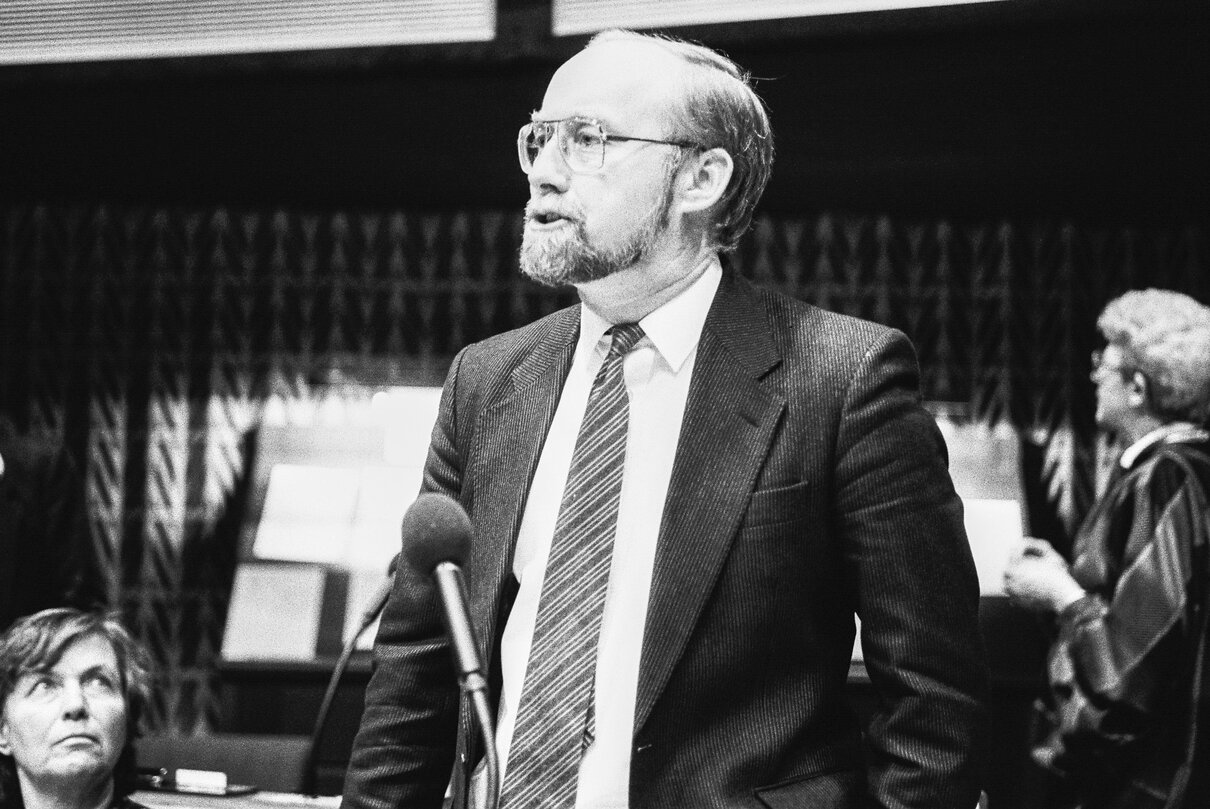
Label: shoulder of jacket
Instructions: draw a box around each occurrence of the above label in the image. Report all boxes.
[743,282,900,350]
[463,305,576,356]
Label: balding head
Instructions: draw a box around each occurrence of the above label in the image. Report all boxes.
[580,30,774,253]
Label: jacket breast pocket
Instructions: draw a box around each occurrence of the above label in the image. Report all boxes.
[743,480,813,529]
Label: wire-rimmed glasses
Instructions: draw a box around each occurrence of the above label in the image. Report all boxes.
[517,116,701,174]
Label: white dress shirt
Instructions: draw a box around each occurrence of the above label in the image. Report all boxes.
[490,260,721,809]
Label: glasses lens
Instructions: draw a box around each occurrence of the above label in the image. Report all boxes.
[518,122,548,173]
[560,119,605,172]
[518,119,607,174]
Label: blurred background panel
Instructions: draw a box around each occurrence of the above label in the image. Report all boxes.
[0,0,495,65]
[551,0,1010,35]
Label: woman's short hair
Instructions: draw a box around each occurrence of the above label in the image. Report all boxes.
[587,29,775,254]
[1098,288,1210,425]
[0,609,154,807]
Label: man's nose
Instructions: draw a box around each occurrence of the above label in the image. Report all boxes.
[527,138,570,192]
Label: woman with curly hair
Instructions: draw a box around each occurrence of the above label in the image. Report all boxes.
[1005,288,1210,808]
[0,609,154,809]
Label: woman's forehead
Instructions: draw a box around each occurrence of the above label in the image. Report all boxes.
[25,631,119,674]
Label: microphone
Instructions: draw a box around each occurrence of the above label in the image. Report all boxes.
[299,553,398,796]
[401,493,498,809]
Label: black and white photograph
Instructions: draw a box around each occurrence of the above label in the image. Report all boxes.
[1,2,1207,808]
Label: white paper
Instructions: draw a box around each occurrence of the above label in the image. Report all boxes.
[252,464,359,564]
[963,498,1024,595]
[222,565,328,660]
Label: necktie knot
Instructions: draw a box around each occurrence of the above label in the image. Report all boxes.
[607,323,645,359]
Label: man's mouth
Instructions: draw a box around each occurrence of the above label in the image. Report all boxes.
[528,211,570,227]
[525,202,578,228]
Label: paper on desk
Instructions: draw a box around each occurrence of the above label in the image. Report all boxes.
[222,565,329,660]
[963,498,1024,596]
[252,464,359,564]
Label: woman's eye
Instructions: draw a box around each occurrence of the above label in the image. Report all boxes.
[83,673,117,692]
[26,678,56,697]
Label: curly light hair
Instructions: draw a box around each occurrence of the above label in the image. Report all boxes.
[587,29,775,253]
[0,609,155,809]
[1097,288,1210,426]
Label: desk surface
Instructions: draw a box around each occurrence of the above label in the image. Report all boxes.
[135,791,341,809]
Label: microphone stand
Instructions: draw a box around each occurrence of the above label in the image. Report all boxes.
[434,562,499,809]
[468,681,500,809]
[299,573,393,796]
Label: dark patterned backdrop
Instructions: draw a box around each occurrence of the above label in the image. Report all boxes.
[1,201,1206,731]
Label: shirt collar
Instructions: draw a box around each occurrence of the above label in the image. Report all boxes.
[578,258,722,372]
[1120,421,1210,469]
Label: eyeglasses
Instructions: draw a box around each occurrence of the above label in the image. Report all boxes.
[1090,349,1130,381]
[517,116,702,175]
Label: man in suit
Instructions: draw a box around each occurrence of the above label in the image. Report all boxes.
[344,29,986,809]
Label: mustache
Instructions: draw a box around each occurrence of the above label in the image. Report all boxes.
[524,200,584,224]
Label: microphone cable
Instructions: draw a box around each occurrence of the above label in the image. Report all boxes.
[299,555,398,796]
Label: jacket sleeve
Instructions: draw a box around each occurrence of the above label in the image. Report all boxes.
[341,350,469,809]
[1055,451,1205,750]
[834,329,988,808]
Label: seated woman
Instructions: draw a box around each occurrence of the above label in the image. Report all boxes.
[0,609,154,809]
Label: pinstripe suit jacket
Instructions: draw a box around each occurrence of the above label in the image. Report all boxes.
[343,269,987,809]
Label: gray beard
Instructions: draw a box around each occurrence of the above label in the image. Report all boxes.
[520,176,675,288]
[520,218,653,287]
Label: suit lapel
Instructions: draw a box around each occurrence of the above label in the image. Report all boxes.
[467,308,581,652]
[634,273,786,733]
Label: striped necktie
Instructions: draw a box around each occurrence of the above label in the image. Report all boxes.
[500,322,645,809]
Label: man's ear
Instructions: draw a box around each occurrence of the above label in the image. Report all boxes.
[677,147,734,215]
[0,716,12,757]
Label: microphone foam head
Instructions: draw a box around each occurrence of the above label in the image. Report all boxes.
[401,492,472,573]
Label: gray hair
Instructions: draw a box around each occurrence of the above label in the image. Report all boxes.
[587,29,774,253]
[0,609,155,807]
[1097,288,1210,425]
